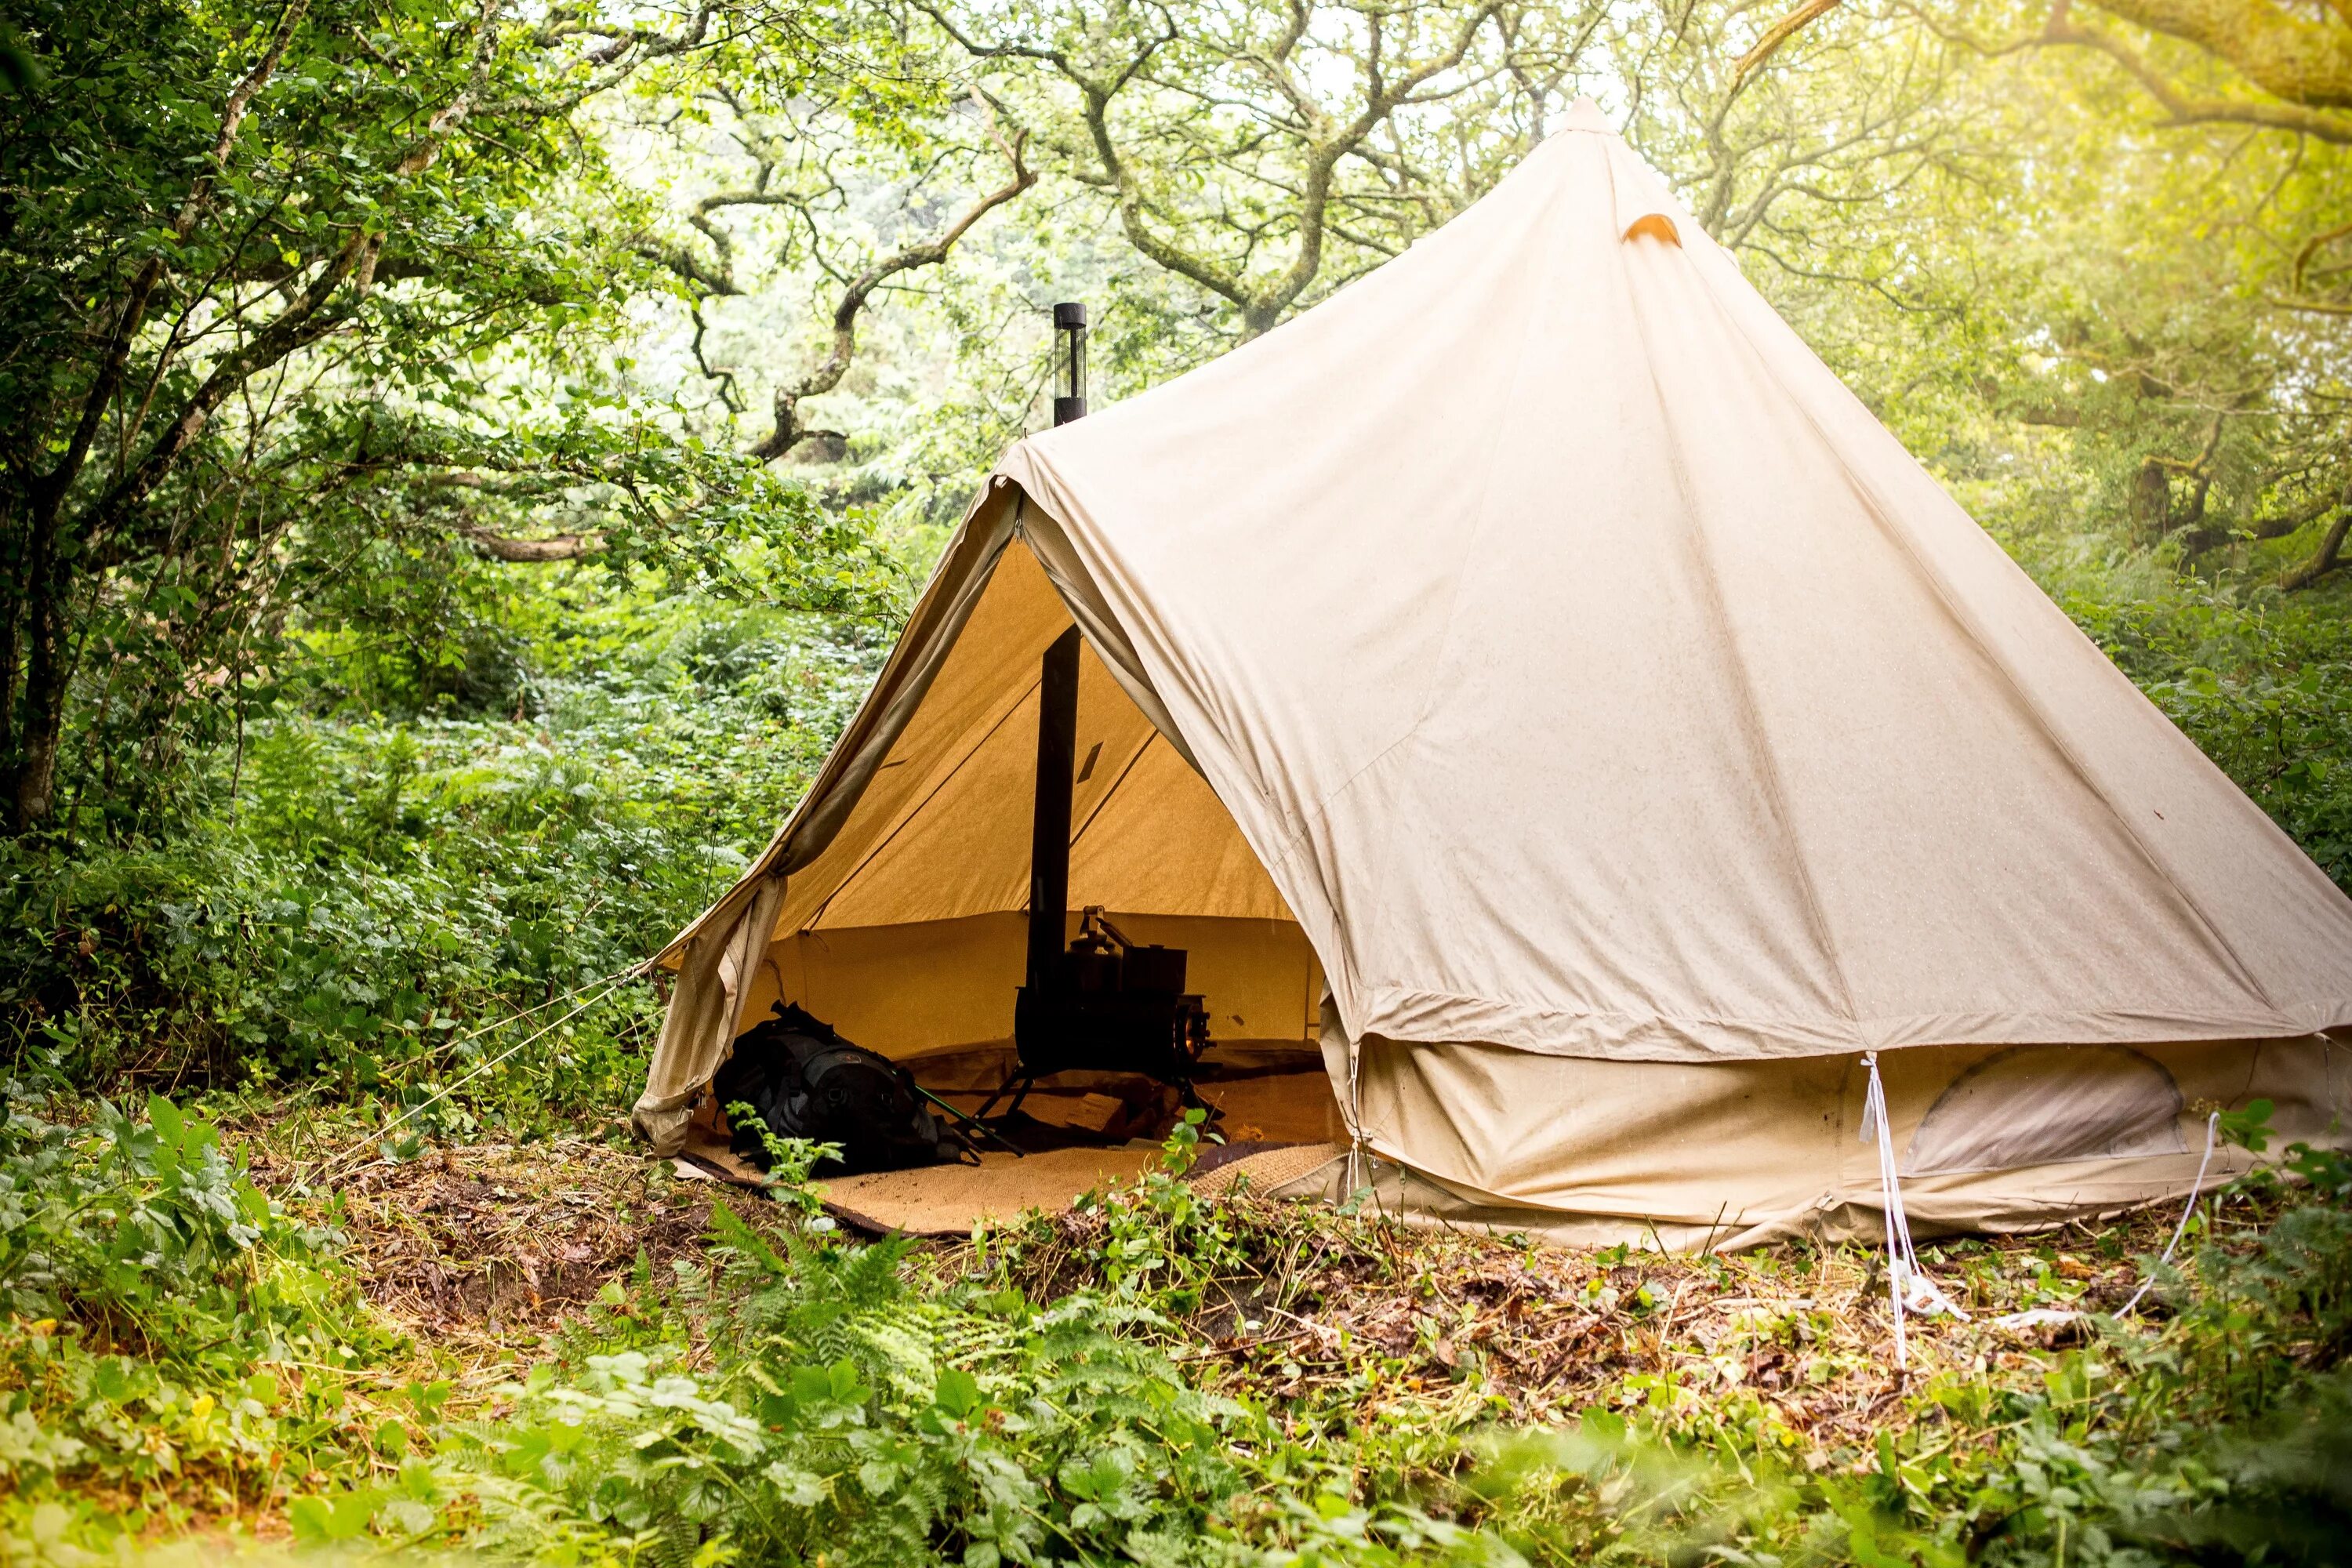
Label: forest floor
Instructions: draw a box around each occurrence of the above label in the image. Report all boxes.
[270,1127,2241,1467]
[4,1086,2344,1566]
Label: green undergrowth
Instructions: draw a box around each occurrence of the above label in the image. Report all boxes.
[5,1098,2350,1567]
[1,599,890,1135]
[0,1081,407,1552]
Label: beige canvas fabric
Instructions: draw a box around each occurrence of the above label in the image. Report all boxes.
[1311,1030,2349,1248]
[636,100,2352,1242]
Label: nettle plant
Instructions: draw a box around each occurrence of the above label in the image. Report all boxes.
[0,1090,347,1363]
[423,1201,1267,1568]
[1075,1107,1246,1312]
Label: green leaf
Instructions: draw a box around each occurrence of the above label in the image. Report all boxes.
[286,1496,335,1544]
[147,1094,183,1149]
[936,1367,982,1419]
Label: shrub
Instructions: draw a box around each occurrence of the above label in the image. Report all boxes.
[0,1089,400,1530]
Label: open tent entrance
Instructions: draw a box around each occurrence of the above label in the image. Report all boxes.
[721,539,1346,1145]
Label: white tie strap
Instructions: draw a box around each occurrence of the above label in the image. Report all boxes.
[1860,1051,1969,1366]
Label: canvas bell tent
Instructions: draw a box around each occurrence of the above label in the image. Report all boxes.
[637,100,2352,1247]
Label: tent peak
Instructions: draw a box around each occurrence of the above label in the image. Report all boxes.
[1558,96,1615,135]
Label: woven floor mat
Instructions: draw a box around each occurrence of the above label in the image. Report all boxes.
[814,1143,1163,1236]
[1188,1142,1347,1199]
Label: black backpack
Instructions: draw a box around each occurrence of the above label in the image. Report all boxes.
[710,1003,953,1175]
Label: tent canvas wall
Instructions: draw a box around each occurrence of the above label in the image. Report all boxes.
[637,100,2352,1247]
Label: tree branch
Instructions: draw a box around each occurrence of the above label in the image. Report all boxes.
[32,0,314,510]
[2281,491,2352,588]
[750,105,1035,462]
[85,232,387,557]
[2042,0,2352,143]
[2085,0,2352,110]
[2272,294,2352,314]
[1732,0,1846,89]
[476,1,720,119]
[459,524,604,561]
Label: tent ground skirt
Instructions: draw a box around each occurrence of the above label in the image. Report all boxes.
[1330,1030,2347,1248]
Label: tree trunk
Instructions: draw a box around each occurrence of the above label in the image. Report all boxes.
[0,519,20,781]
[2281,506,2351,590]
[2129,457,2172,542]
[2,491,74,833]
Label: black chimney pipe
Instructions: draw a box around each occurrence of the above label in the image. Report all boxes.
[1028,303,1088,993]
[1052,301,1087,426]
[1027,626,1081,991]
